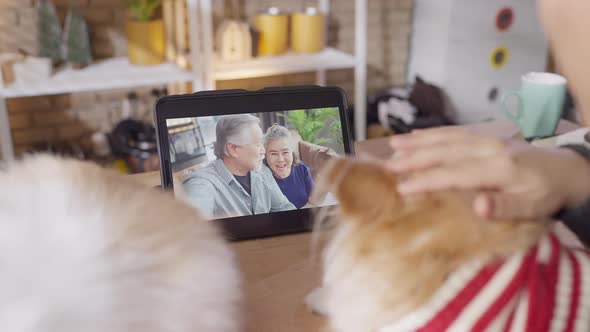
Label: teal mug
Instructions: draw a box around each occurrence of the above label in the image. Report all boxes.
[502,72,567,139]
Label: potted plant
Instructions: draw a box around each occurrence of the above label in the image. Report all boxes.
[126,0,165,65]
[278,108,343,146]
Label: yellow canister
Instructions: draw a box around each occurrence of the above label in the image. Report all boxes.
[291,7,325,53]
[127,19,165,65]
[254,7,289,56]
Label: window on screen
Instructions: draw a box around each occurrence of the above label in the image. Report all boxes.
[166,108,345,219]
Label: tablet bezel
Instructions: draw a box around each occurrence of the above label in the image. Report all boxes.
[155,86,354,241]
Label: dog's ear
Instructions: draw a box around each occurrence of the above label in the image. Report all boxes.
[315,158,402,219]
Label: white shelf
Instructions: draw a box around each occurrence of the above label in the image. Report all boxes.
[213,48,356,81]
[1,57,194,98]
[2,49,357,98]
[1,0,368,162]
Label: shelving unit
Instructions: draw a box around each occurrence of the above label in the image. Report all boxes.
[168,123,197,134]
[0,0,367,162]
[0,58,197,162]
[2,58,194,98]
[191,0,367,140]
[169,118,208,172]
[212,48,357,81]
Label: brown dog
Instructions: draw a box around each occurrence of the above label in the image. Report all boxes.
[307,158,589,332]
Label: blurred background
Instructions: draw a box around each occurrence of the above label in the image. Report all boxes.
[0,0,568,173]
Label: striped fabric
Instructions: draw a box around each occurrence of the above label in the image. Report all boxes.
[380,233,590,332]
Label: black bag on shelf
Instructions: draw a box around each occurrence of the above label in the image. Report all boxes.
[109,119,159,173]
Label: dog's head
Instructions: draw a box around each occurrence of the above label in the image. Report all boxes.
[312,157,547,331]
[313,157,403,221]
[315,157,548,257]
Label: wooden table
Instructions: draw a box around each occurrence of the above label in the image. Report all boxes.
[131,120,582,332]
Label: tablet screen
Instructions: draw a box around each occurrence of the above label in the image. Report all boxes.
[166,107,345,219]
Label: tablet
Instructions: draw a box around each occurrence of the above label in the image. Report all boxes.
[155,86,353,240]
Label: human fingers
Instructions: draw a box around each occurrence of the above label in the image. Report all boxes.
[396,159,512,195]
[390,127,476,150]
[388,139,508,173]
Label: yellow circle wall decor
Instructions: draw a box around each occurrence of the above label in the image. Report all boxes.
[490,46,509,69]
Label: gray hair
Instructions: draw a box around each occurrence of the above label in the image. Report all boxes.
[263,124,292,148]
[263,124,299,164]
[213,114,260,159]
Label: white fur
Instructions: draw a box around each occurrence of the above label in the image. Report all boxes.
[312,221,401,332]
[0,155,241,332]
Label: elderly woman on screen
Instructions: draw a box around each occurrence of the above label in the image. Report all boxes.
[263,124,321,208]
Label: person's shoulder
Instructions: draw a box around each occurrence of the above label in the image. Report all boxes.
[255,164,274,178]
[296,161,311,171]
[294,161,312,175]
[182,162,219,185]
[254,165,278,184]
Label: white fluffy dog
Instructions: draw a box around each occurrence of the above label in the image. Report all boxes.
[0,155,241,332]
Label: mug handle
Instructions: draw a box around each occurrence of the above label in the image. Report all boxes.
[502,91,522,122]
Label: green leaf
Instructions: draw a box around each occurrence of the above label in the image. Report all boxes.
[127,0,162,21]
[279,107,341,145]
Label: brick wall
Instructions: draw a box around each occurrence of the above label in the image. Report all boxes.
[1,0,413,156]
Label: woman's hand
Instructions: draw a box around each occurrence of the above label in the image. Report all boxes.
[387,127,590,220]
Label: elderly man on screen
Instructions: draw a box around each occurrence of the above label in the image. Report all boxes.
[183,114,295,218]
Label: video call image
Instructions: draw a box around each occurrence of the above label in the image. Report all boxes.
[166,108,346,219]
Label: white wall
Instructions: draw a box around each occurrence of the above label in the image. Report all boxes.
[408,0,548,123]
[408,0,454,85]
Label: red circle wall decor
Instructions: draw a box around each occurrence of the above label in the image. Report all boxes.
[496,7,514,31]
